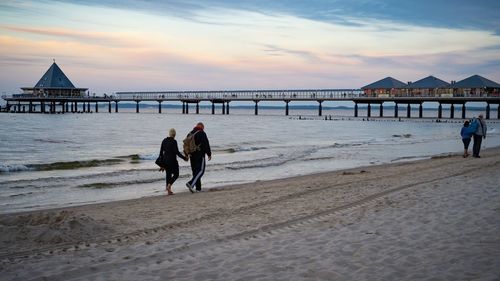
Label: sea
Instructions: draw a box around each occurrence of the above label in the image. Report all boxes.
[1,105,499,214]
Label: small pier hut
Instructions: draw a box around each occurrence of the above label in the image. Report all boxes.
[451,75,500,97]
[405,75,451,97]
[361,77,406,97]
[21,62,87,97]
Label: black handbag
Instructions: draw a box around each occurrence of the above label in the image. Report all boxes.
[155,154,167,168]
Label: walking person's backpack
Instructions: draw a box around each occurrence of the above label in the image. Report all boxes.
[183,131,200,155]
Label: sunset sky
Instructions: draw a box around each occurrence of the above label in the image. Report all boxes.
[1,0,499,95]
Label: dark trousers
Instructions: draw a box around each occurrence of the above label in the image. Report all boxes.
[166,165,179,185]
[188,156,205,191]
[472,134,483,157]
[462,138,471,149]
[189,157,205,190]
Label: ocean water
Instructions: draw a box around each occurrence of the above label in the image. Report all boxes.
[1,108,499,214]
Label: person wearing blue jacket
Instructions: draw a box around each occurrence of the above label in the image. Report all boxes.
[460,120,476,158]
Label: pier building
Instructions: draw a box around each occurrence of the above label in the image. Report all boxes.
[21,62,87,97]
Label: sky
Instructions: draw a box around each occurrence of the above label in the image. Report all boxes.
[0,0,499,95]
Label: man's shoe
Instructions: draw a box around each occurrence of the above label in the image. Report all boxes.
[186,182,194,193]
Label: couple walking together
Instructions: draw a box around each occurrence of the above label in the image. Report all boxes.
[158,122,212,195]
[460,114,487,158]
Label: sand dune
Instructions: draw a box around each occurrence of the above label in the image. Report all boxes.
[1,147,500,280]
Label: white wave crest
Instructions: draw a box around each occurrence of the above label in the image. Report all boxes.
[0,164,31,173]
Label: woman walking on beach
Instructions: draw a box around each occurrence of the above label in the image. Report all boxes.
[159,128,188,195]
[460,120,475,158]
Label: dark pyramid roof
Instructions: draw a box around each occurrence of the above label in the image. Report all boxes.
[361,77,407,89]
[407,75,450,89]
[452,75,500,88]
[34,62,75,88]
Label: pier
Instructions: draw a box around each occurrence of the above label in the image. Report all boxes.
[2,90,500,119]
[2,63,500,119]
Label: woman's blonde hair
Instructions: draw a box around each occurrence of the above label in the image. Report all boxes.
[169,128,176,138]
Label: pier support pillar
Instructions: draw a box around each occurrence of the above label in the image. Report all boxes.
[29,101,33,113]
[406,104,411,118]
[226,102,230,114]
[83,102,86,113]
[136,101,140,113]
[438,103,442,119]
[222,102,226,114]
[182,102,185,114]
[254,101,259,115]
[318,100,323,116]
[462,104,466,119]
[498,104,500,120]
[394,103,398,118]
[450,104,455,119]
[42,102,46,113]
[419,104,423,118]
[285,100,289,116]
[196,102,199,114]
[108,101,111,113]
[115,101,119,113]
[65,102,69,113]
[354,103,358,117]
[95,102,98,113]
[486,103,490,119]
[379,103,383,117]
[158,101,162,114]
[367,103,371,117]
[186,103,189,114]
[211,102,215,115]
[87,102,91,113]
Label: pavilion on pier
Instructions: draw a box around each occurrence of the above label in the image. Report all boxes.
[21,62,87,97]
[452,75,500,97]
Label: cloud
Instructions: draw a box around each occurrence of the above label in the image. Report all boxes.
[53,0,500,33]
[1,25,144,48]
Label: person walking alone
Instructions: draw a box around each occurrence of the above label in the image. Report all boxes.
[159,128,188,195]
[472,114,487,158]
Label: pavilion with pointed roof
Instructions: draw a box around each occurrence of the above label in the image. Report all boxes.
[361,76,407,97]
[405,75,452,97]
[451,75,500,96]
[21,62,88,97]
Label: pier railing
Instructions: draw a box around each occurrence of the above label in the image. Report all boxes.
[114,89,362,101]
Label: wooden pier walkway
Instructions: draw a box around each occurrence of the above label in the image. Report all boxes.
[2,89,500,119]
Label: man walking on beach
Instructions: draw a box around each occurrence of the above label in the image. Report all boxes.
[185,122,212,192]
[472,114,487,158]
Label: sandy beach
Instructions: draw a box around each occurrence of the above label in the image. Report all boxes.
[1,147,500,281]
